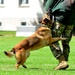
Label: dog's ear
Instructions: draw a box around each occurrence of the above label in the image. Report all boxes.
[29,37,40,46]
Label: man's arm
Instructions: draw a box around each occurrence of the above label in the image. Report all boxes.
[45,0,54,11]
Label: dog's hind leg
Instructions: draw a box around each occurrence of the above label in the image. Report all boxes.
[15,54,22,69]
[15,60,27,69]
[21,56,27,68]
[15,49,27,69]
[21,51,30,68]
[15,51,22,69]
[15,58,27,69]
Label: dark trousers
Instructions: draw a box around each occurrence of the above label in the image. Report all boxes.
[50,21,74,61]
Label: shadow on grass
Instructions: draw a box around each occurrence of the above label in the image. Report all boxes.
[24,67,43,70]
[23,67,48,70]
[28,68,41,70]
[67,69,75,71]
[26,68,75,71]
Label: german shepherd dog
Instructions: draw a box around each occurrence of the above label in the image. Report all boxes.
[4,13,66,69]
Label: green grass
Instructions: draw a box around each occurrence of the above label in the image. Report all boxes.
[0,31,75,75]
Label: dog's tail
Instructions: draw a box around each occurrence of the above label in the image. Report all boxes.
[4,49,15,58]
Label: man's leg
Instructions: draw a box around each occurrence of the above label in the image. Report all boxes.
[50,21,68,70]
[62,25,74,61]
[50,21,65,59]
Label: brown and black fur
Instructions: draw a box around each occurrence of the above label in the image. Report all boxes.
[4,26,66,69]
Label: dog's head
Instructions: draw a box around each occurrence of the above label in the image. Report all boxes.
[39,13,52,27]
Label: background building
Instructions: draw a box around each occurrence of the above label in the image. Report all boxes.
[0,0,46,31]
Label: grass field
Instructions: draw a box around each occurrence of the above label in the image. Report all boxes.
[0,31,75,75]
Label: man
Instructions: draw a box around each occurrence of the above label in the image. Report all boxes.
[44,0,75,70]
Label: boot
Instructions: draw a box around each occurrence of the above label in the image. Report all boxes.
[54,55,69,70]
